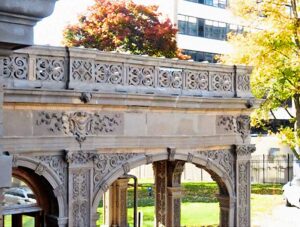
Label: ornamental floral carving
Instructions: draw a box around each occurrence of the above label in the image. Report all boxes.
[211,73,232,92]
[236,115,251,142]
[72,169,90,227]
[158,69,183,89]
[95,63,123,84]
[36,111,123,143]
[196,150,235,182]
[36,58,65,81]
[128,66,154,87]
[217,115,237,132]
[237,74,250,92]
[185,70,209,90]
[36,155,67,184]
[72,60,93,81]
[217,115,251,142]
[1,56,28,79]
[92,153,141,193]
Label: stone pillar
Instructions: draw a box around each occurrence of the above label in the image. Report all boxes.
[153,160,185,227]
[66,151,93,227]
[235,145,255,227]
[166,161,184,227]
[153,161,168,227]
[103,178,129,227]
[217,194,230,227]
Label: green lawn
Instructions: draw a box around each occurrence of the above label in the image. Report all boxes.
[4,215,34,227]
[97,182,283,227]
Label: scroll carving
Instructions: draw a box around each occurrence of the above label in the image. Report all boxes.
[1,56,28,80]
[36,111,123,143]
[93,153,141,192]
[36,58,64,81]
[196,149,235,183]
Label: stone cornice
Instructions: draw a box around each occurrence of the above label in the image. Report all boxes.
[3,89,261,110]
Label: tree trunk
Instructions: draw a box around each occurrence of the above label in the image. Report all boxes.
[293,94,300,177]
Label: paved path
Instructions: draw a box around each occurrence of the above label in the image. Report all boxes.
[252,202,300,227]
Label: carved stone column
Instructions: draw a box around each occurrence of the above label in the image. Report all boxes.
[66,151,93,227]
[153,160,185,227]
[153,161,168,227]
[103,178,129,227]
[235,145,255,227]
[167,161,185,227]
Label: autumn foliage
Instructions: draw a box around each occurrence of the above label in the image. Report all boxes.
[63,0,188,59]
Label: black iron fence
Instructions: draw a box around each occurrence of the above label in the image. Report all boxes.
[251,154,296,184]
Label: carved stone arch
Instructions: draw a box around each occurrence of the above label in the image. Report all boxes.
[91,151,235,227]
[12,155,68,226]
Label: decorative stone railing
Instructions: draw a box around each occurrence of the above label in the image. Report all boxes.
[0,46,252,98]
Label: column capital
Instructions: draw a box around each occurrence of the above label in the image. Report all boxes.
[235,144,255,159]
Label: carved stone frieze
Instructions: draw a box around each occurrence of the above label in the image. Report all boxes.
[95,63,123,84]
[72,60,93,82]
[36,111,123,143]
[217,115,237,132]
[128,66,155,87]
[36,58,65,81]
[237,74,250,92]
[185,70,209,90]
[158,70,183,89]
[211,73,233,92]
[1,56,28,80]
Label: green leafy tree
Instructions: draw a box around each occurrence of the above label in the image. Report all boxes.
[63,0,188,59]
[221,1,300,164]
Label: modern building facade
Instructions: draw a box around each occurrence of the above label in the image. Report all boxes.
[139,0,244,63]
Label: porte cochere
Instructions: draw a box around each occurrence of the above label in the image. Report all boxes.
[0,46,255,227]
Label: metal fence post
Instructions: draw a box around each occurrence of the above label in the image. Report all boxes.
[263,154,265,183]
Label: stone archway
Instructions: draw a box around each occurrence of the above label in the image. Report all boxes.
[10,155,68,227]
[91,148,239,227]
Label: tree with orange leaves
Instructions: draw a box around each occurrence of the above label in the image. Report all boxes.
[63,0,188,59]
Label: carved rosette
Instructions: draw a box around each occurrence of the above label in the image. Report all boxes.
[36,111,123,143]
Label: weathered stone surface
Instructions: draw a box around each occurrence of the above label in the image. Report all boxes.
[0,46,255,227]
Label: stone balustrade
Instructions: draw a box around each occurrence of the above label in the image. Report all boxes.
[0,45,252,98]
